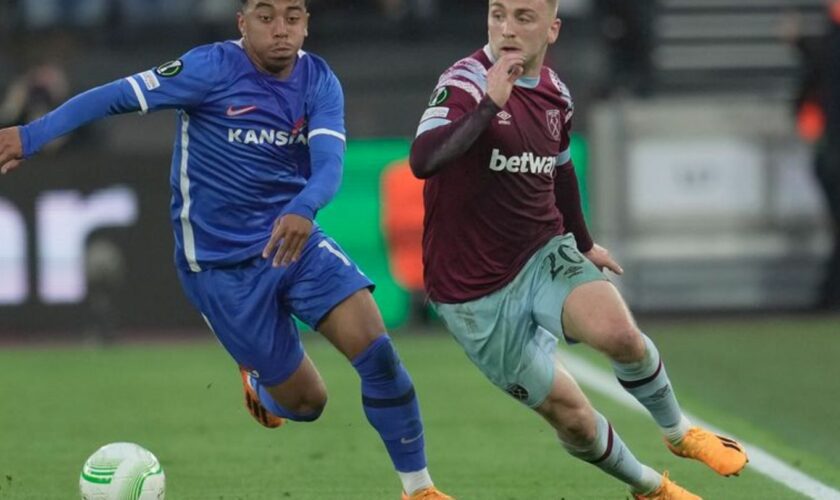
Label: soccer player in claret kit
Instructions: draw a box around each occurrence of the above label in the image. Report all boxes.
[410,0,748,498]
[0,1,452,498]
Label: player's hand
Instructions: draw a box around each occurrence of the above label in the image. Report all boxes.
[0,127,24,175]
[263,213,313,267]
[486,53,525,108]
[584,243,624,275]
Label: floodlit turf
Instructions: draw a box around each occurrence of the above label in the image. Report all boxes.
[1,317,838,499]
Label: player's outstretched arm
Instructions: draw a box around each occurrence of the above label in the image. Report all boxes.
[0,127,24,175]
[409,53,525,179]
[14,79,147,162]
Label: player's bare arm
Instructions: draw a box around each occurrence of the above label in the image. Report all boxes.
[583,243,624,275]
[263,213,313,267]
[0,126,24,175]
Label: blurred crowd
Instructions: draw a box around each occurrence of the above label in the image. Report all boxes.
[0,0,438,32]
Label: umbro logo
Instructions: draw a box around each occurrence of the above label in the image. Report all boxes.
[226,105,258,117]
[497,110,512,125]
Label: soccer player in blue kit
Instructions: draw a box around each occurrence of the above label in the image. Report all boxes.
[0,1,452,498]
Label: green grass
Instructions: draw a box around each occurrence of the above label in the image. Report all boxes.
[1,318,838,499]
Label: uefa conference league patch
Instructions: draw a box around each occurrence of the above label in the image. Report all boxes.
[155,60,184,78]
[428,87,449,106]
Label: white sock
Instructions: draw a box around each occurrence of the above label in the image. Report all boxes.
[664,414,693,445]
[561,412,662,494]
[398,468,433,496]
[613,334,689,438]
[637,466,664,495]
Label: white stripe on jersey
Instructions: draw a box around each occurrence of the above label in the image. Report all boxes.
[556,147,572,165]
[548,69,574,122]
[178,111,201,272]
[437,78,483,103]
[309,128,346,142]
[416,118,452,137]
[421,106,450,122]
[125,76,148,115]
[447,56,489,81]
[441,69,487,93]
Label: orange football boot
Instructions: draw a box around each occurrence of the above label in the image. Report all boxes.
[667,427,748,476]
[633,472,702,500]
[239,368,284,428]
[401,486,454,500]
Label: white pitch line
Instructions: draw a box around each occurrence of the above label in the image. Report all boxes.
[558,351,840,500]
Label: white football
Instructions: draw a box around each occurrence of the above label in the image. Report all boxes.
[79,442,165,500]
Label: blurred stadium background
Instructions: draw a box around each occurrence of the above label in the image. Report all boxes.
[1,1,839,499]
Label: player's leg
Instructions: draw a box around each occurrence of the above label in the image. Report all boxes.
[177,259,328,427]
[536,361,698,499]
[561,281,691,440]
[433,255,697,499]
[318,291,448,499]
[549,243,747,476]
[287,230,450,499]
[243,351,328,424]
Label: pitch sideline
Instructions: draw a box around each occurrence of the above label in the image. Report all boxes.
[559,351,840,500]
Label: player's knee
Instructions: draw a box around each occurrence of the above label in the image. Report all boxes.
[353,335,407,383]
[291,402,326,422]
[602,324,645,363]
[539,393,597,445]
[288,389,328,421]
[555,406,597,448]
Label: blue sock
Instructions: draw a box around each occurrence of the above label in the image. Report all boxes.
[252,377,323,422]
[352,335,427,473]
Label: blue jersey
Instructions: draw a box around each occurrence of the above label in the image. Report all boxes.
[127,41,345,271]
[22,40,347,272]
[19,40,376,387]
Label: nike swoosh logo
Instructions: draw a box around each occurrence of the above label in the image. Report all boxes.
[226,105,258,117]
[400,432,423,445]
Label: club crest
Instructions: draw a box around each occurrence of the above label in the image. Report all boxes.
[546,109,562,141]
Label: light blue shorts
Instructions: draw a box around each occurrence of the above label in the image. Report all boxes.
[433,234,607,408]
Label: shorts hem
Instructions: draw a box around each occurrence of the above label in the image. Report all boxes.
[559,276,611,345]
[257,347,306,387]
[307,282,376,329]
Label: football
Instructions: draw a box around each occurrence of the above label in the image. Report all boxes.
[79,442,165,500]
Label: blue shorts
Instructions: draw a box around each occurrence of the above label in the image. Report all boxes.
[177,228,374,386]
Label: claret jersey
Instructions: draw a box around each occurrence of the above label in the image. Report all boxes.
[415,46,576,303]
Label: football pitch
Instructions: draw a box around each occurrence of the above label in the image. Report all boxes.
[1,316,838,499]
